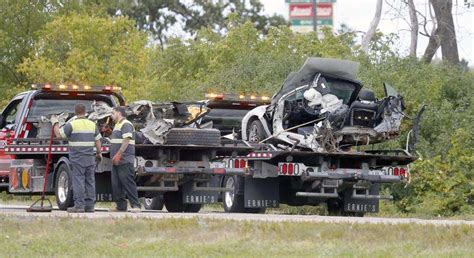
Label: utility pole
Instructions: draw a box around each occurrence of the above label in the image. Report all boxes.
[312,0,318,33]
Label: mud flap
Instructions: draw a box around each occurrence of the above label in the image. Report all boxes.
[95,172,113,201]
[244,177,279,208]
[181,177,220,204]
[343,184,380,213]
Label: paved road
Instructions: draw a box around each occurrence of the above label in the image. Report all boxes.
[1,205,473,226]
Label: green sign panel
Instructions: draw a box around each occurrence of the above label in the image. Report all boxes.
[291,19,333,26]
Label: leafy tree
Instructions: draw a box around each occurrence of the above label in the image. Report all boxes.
[108,0,287,46]
[18,14,154,100]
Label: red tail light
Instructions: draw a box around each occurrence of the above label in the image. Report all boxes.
[400,168,406,177]
[282,163,288,174]
[394,167,399,176]
[288,163,294,175]
[234,159,240,168]
[240,159,246,168]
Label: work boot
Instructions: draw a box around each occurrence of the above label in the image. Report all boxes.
[67,207,85,213]
[109,207,127,212]
[85,207,95,213]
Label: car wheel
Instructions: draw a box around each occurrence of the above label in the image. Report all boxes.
[55,164,74,210]
[248,120,266,143]
[165,128,221,146]
[143,196,164,210]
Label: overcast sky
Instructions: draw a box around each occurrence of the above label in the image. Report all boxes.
[260,0,474,64]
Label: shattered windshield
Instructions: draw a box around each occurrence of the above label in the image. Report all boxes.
[317,76,358,104]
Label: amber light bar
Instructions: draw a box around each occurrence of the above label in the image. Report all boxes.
[205,93,270,102]
[31,83,122,92]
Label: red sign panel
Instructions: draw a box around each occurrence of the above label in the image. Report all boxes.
[289,3,333,19]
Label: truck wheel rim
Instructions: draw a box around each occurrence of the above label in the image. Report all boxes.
[144,198,153,207]
[225,177,235,208]
[57,171,69,203]
[249,124,260,142]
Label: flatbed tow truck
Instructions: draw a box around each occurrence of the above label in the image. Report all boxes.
[1,84,252,212]
[203,93,417,216]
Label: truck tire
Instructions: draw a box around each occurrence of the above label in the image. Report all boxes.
[143,196,164,210]
[223,176,245,213]
[184,203,202,213]
[165,128,221,146]
[223,176,265,213]
[55,164,74,211]
[248,120,266,143]
[163,190,202,213]
[164,191,185,212]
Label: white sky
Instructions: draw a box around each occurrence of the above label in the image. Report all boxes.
[260,0,474,64]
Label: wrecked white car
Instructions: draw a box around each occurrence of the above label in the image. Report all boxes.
[241,57,406,152]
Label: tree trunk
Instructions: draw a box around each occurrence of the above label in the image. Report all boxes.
[361,0,383,53]
[422,27,440,62]
[430,0,459,64]
[407,0,418,57]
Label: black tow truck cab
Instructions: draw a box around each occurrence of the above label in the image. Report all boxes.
[2,84,252,212]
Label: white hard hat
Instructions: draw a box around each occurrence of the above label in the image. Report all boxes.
[304,88,322,107]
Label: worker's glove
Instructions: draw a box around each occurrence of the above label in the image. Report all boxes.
[50,115,59,125]
[96,153,103,163]
[112,153,122,165]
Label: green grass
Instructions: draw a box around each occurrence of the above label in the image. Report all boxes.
[0,215,473,257]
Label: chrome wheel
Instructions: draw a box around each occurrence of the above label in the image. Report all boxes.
[225,177,235,208]
[144,198,153,207]
[57,170,69,203]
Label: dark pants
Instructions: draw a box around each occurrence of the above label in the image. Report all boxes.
[111,163,140,210]
[70,162,96,209]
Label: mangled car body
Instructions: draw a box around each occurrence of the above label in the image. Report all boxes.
[41,100,211,145]
[241,57,405,152]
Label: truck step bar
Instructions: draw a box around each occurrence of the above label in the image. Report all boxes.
[296,192,339,198]
[140,166,246,176]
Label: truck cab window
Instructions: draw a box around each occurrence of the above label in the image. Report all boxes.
[1,99,22,129]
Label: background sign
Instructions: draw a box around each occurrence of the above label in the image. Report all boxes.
[288,0,336,33]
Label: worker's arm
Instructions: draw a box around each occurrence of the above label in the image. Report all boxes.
[55,121,72,139]
[94,125,103,161]
[53,123,61,138]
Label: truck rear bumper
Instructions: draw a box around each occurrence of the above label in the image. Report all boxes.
[139,166,247,176]
[303,172,403,183]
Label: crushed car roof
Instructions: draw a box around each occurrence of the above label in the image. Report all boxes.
[272,58,361,104]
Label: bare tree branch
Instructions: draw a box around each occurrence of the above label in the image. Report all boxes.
[361,0,383,53]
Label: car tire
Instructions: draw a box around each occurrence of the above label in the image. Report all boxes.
[143,196,164,210]
[165,128,221,146]
[55,164,74,211]
[248,120,266,143]
[223,176,245,213]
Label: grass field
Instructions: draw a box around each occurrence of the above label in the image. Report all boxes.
[1,215,473,257]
